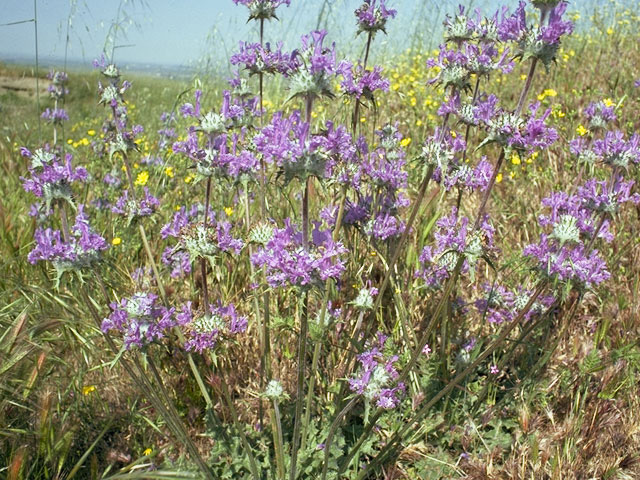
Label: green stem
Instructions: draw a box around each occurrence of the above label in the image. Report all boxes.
[146,357,213,478]
[289,291,309,480]
[272,400,286,480]
[352,287,545,479]
[219,379,261,480]
[321,397,358,480]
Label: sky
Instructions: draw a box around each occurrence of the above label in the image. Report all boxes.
[0,0,616,73]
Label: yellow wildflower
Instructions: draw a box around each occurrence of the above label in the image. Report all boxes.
[576,125,588,136]
[87,129,96,136]
[134,171,149,186]
[224,207,234,217]
[400,138,412,148]
[165,166,174,178]
[511,152,521,165]
[82,385,96,395]
[143,448,152,456]
[603,98,615,108]
[496,173,503,183]
[112,237,122,246]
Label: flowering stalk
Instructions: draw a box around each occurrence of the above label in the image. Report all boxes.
[200,177,213,307]
[271,399,285,480]
[343,286,545,478]
[75,267,213,477]
[301,15,383,451]
[472,59,537,230]
[289,94,314,480]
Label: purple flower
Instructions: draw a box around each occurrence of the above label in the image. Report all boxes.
[349,332,405,409]
[232,0,290,21]
[287,30,337,100]
[500,1,573,66]
[584,100,617,129]
[101,292,175,349]
[498,1,527,42]
[354,0,397,35]
[435,158,493,192]
[253,110,339,182]
[162,206,243,268]
[41,108,69,124]
[230,41,295,76]
[47,70,69,99]
[591,130,640,168]
[523,237,610,287]
[475,283,554,324]
[251,219,347,289]
[479,101,558,154]
[179,301,247,353]
[337,61,389,99]
[111,187,160,224]
[28,205,108,280]
[416,207,495,289]
[21,148,88,209]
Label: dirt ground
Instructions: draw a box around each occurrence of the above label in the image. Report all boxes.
[0,74,50,98]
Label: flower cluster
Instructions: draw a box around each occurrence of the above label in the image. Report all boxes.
[475,283,555,324]
[416,207,495,289]
[322,125,410,241]
[500,1,573,68]
[47,70,69,99]
[101,292,175,349]
[337,61,389,100]
[253,110,332,183]
[523,189,619,289]
[232,0,290,21]
[41,108,69,125]
[230,41,294,76]
[583,100,617,130]
[177,301,247,353]
[570,130,640,168]
[287,30,337,100]
[161,206,243,277]
[250,219,347,289]
[21,148,88,211]
[478,101,558,154]
[111,187,161,225]
[28,205,108,281]
[354,0,397,36]
[349,332,405,409]
[174,90,261,181]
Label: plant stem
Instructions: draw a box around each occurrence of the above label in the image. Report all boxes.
[351,287,545,479]
[321,397,358,480]
[289,290,309,480]
[516,58,538,116]
[366,165,436,332]
[219,379,261,480]
[474,58,538,229]
[146,356,214,478]
[199,176,213,309]
[272,400,286,480]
